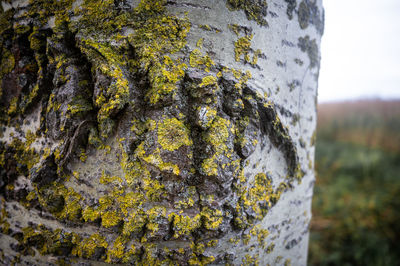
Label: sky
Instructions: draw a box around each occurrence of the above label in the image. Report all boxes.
[318,0,400,102]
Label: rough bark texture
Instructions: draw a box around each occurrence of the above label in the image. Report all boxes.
[0,0,323,265]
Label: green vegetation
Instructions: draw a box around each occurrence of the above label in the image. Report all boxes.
[309,100,400,265]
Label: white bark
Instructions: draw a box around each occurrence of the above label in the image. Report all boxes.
[0,0,323,264]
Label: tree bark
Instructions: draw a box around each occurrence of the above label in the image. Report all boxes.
[0,0,323,265]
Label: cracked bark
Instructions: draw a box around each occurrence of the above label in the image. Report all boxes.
[0,0,323,265]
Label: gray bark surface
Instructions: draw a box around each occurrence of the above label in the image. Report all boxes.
[0,0,323,265]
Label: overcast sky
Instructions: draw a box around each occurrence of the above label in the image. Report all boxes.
[318,0,400,102]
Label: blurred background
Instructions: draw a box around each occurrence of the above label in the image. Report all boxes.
[308,0,400,265]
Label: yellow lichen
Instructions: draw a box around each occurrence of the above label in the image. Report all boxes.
[235,35,252,62]
[201,155,219,176]
[199,75,218,88]
[199,24,212,31]
[196,38,204,48]
[99,171,123,185]
[57,186,83,221]
[226,0,268,26]
[201,207,223,230]
[196,106,217,129]
[9,138,40,173]
[174,186,196,209]
[122,208,146,236]
[169,213,201,238]
[7,97,18,115]
[101,210,122,228]
[189,49,215,72]
[82,207,100,222]
[0,201,10,234]
[205,116,232,154]
[137,145,181,176]
[146,206,167,236]
[158,117,192,151]
[74,233,108,259]
[106,236,127,262]
[234,34,261,66]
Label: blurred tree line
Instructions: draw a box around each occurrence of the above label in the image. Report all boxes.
[309,100,400,265]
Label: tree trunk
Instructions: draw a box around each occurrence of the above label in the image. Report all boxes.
[0,0,323,265]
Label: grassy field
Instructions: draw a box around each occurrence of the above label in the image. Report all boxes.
[309,100,400,265]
